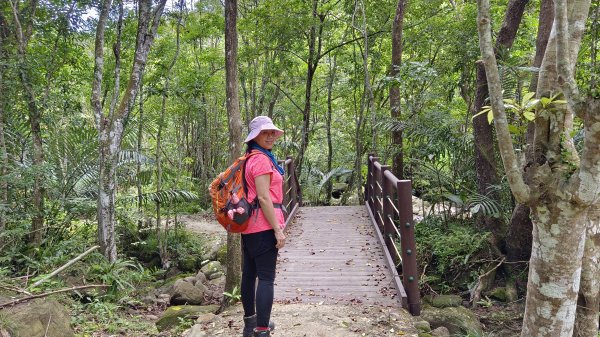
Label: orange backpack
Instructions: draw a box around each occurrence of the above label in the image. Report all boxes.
[209,152,260,232]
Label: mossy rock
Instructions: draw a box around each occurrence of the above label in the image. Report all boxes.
[422,294,463,308]
[488,287,508,302]
[156,304,219,331]
[178,254,200,272]
[3,299,74,337]
[216,244,228,265]
[420,305,482,336]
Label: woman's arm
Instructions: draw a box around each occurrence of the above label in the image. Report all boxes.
[255,174,286,248]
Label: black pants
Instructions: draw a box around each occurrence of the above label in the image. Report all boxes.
[241,230,278,328]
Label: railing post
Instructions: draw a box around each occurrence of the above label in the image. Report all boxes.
[366,154,375,203]
[289,156,299,207]
[375,164,389,232]
[370,156,379,215]
[382,169,399,265]
[397,179,420,316]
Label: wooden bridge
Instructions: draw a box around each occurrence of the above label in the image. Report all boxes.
[274,155,421,315]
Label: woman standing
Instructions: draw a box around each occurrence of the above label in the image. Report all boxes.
[240,116,286,337]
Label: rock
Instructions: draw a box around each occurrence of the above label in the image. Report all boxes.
[156,304,219,332]
[200,261,223,279]
[195,270,207,284]
[171,279,205,305]
[423,294,463,308]
[420,305,482,336]
[157,293,171,305]
[183,276,197,285]
[431,326,451,336]
[488,287,508,302]
[413,320,431,332]
[208,271,223,280]
[3,299,74,337]
[216,244,228,265]
[179,255,200,272]
[208,275,226,289]
[195,282,208,293]
[185,324,207,337]
[196,313,216,324]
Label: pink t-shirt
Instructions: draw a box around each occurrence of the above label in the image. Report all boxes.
[242,152,286,234]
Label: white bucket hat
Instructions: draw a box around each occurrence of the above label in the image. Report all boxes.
[244,116,284,143]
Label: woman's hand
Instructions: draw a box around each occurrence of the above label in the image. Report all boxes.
[274,229,286,249]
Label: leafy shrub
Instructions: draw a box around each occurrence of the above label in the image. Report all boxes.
[415,216,492,292]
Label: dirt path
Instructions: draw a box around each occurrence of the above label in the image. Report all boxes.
[186,302,420,337]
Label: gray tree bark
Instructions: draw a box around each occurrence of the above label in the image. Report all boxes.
[477,0,594,335]
[92,0,166,261]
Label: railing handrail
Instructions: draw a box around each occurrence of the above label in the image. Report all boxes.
[365,154,421,316]
[280,156,302,226]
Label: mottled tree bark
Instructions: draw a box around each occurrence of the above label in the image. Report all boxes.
[472,0,529,244]
[506,0,554,265]
[223,0,243,308]
[477,0,594,335]
[92,0,166,261]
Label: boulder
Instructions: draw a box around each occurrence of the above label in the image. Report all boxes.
[156,304,219,332]
[200,261,223,279]
[195,271,207,284]
[185,324,207,337]
[171,279,205,305]
[423,294,463,308]
[431,326,451,337]
[420,305,482,336]
[3,299,74,337]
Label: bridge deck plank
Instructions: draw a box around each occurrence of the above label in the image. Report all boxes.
[275,206,400,306]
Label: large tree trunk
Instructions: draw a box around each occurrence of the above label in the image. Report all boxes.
[390,0,406,179]
[223,0,243,309]
[92,0,166,261]
[477,0,594,335]
[573,204,600,337]
[505,0,554,265]
[472,0,528,244]
[324,56,336,204]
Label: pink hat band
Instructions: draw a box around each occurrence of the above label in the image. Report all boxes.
[244,116,284,143]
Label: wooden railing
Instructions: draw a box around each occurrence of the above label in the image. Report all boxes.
[280,156,302,225]
[365,154,420,315]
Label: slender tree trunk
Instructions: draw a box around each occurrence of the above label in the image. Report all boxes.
[92,0,166,261]
[137,80,145,232]
[10,0,45,246]
[0,35,7,245]
[324,56,336,204]
[223,0,243,309]
[296,0,322,178]
[506,0,553,265]
[472,0,528,245]
[267,86,279,119]
[390,0,406,179]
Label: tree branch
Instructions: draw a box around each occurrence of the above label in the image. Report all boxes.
[31,246,99,288]
[476,0,530,204]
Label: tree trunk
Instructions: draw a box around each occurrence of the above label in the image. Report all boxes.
[506,0,553,265]
[136,79,145,232]
[296,0,322,179]
[10,0,46,246]
[573,204,600,337]
[223,0,243,309]
[92,0,166,261]
[390,0,406,179]
[472,0,528,243]
[0,36,7,245]
[324,55,336,204]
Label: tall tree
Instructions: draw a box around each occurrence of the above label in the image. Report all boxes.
[477,0,595,335]
[505,0,554,266]
[472,0,529,246]
[8,0,45,246]
[92,0,167,261]
[390,0,406,179]
[223,0,243,308]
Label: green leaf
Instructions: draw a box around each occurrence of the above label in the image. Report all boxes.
[523,111,536,121]
[487,110,494,124]
[522,91,536,104]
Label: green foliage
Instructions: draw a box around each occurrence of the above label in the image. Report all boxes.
[86,257,151,298]
[223,285,242,305]
[415,216,492,292]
